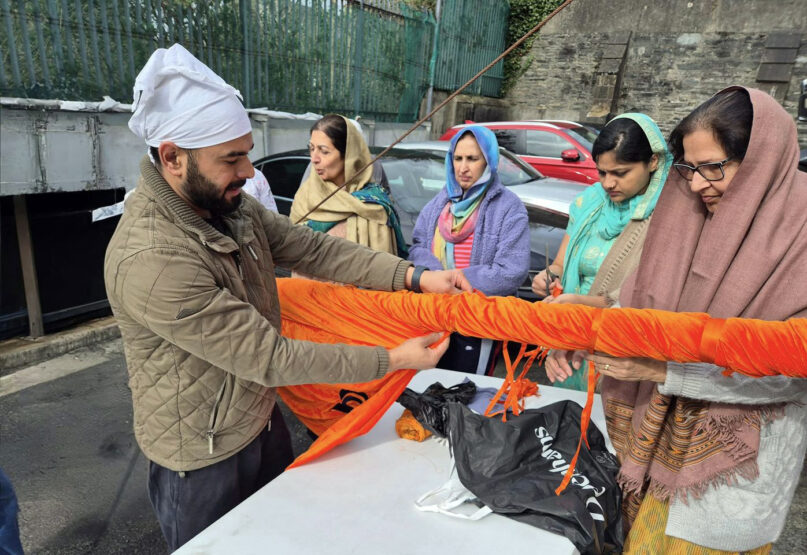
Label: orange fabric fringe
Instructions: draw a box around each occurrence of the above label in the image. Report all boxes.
[277,279,807,470]
[483,342,541,421]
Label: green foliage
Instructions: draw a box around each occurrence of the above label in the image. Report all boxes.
[503,0,563,95]
[402,0,437,10]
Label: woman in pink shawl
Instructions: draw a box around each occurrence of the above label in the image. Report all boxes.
[555,87,807,553]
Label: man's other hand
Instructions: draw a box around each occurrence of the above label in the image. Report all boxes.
[388,333,450,371]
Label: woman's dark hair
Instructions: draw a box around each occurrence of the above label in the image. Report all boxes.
[310,114,347,158]
[591,118,654,164]
[668,89,753,162]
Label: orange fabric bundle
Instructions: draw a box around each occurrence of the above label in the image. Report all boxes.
[395,409,432,442]
[277,278,807,468]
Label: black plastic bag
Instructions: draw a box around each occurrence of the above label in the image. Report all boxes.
[397,381,476,437]
[446,401,623,554]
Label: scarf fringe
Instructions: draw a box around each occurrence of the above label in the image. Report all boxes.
[694,404,786,462]
[617,473,646,498]
[618,458,761,506]
[616,405,787,505]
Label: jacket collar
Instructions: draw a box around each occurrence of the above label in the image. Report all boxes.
[139,156,254,253]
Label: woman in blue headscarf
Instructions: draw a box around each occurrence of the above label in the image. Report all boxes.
[410,126,530,374]
[531,114,672,390]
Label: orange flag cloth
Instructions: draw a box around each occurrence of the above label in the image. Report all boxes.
[277,278,807,468]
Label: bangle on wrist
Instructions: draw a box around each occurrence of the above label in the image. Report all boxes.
[410,265,427,293]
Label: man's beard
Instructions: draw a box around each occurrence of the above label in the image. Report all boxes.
[181,154,245,217]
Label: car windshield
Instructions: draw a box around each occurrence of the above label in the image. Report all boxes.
[394,146,541,187]
[498,150,542,185]
[381,156,446,216]
[565,127,599,151]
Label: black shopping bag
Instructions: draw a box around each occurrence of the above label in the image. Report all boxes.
[446,401,623,554]
[397,380,477,437]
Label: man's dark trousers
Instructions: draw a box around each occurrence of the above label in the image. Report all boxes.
[148,405,294,551]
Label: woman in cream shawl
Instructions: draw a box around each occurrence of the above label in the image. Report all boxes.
[290,114,406,256]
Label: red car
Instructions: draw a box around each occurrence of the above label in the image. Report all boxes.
[439,121,600,185]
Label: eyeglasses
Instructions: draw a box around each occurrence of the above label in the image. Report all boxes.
[673,157,733,182]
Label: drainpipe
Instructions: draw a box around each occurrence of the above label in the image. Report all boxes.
[241,0,250,107]
[424,0,442,117]
[353,0,365,118]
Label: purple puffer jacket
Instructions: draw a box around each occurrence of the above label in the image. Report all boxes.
[409,181,530,296]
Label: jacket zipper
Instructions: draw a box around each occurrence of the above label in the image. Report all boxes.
[206,377,229,455]
[233,251,244,280]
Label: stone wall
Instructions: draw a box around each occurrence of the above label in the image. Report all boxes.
[419,92,511,139]
[507,0,807,148]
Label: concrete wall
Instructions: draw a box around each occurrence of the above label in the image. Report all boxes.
[419,92,511,139]
[507,0,807,146]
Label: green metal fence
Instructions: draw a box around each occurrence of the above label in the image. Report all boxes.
[0,0,508,122]
[433,0,509,97]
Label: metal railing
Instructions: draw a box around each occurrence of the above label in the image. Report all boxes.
[0,0,508,121]
[433,0,508,97]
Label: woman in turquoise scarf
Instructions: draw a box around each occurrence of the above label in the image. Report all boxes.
[531,113,672,390]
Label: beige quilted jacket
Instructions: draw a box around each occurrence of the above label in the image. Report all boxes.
[104,157,411,471]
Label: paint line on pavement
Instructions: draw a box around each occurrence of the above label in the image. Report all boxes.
[0,341,123,398]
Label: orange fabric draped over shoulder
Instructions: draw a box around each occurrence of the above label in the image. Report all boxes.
[276,278,807,468]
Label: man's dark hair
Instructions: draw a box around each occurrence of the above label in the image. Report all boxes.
[668,89,753,162]
[592,118,654,165]
[310,114,347,158]
[150,146,161,167]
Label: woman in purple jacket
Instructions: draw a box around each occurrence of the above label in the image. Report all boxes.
[409,125,530,374]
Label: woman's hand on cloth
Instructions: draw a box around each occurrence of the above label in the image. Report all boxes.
[543,293,611,308]
[544,349,586,383]
[388,332,450,371]
[542,293,578,304]
[586,354,667,383]
[531,268,561,297]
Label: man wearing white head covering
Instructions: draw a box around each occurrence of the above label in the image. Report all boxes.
[104,44,470,550]
[128,43,252,150]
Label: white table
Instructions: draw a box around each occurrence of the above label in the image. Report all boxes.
[177,369,611,555]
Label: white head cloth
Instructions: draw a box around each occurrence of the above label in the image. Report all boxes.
[128,44,252,148]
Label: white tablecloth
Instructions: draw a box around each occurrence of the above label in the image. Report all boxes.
[177,369,611,554]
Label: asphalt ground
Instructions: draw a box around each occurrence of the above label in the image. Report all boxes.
[0,339,805,553]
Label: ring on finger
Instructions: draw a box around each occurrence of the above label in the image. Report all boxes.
[603,363,610,372]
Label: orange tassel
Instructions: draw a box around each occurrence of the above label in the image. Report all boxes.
[484,342,541,421]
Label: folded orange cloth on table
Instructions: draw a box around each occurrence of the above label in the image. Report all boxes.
[395,409,432,442]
